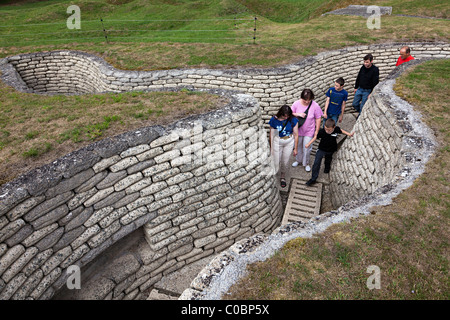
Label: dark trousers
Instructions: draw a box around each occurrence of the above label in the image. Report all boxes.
[311,149,334,181]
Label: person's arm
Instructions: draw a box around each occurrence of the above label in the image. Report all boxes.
[293,123,299,157]
[371,67,380,93]
[367,68,379,100]
[291,102,306,118]
[323,97,330,119]
[341,129,354,137]
[269,127,274,151]
[305,135,316,149]
[354,68,362,91]
[338,100,346,123]
[305,118,322,149]
[315,117,321,136]
[374,67,379,87]
[293,112,306,118]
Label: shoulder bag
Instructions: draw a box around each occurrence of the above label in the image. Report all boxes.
[297,101,312,127]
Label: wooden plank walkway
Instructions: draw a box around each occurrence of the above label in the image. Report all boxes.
[281,178,323,225]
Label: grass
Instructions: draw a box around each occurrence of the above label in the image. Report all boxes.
[224,59,450,300]
[0,1,448,70]
[0,82,227,185]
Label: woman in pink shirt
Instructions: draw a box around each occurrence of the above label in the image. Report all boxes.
[290,89,323,171]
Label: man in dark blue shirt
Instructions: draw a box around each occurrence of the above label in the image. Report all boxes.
[352,54,379,116]
[323,77,348,127]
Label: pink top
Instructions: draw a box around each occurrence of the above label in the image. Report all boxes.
[291,100,323,137]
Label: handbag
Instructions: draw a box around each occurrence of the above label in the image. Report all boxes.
[297,101,312,127]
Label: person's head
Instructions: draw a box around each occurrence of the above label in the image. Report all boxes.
[363,54,373,68]
[399,46,411,59]
[324,118,336,133]
[276,104,293,121]
[300,89,315,104]
[334,77,345,91]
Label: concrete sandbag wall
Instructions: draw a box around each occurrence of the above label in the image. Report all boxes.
[0,92,282,300]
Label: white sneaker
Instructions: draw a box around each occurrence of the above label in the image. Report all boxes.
[305,165,311,172]
[292,161,299,167]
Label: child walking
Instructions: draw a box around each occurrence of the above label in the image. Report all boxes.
[305,118,354,186]
[323,77,348,127]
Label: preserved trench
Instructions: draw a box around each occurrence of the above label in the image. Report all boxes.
[0,42,448,300]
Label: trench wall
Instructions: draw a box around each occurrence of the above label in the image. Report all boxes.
[3,42,450,130]
[329,82,404,207]
[0,42,449,300]
[0,92,282,300]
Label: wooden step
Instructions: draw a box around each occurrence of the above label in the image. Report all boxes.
[281,178,322,225]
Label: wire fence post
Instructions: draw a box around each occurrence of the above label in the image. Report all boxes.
[253,16,257,44]
[100,17,108,43]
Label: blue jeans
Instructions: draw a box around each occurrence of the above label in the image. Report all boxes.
[323,113,340,128]
[352,88,371,114]
[311,149,334,181]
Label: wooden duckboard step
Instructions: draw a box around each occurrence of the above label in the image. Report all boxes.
[281,178,322,225]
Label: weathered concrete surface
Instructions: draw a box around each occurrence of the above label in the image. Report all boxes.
[323,5,392,17]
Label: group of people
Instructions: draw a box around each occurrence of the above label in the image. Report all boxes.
[269,47,414,188]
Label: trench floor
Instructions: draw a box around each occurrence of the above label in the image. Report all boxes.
[148,255,216,300]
